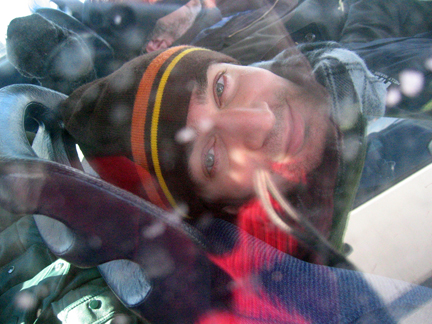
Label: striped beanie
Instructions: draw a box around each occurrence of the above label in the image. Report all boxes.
[61,46,237,217]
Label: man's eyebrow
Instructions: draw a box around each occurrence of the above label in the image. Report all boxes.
[194,68,209,105]
[184,65,213,189]
[185,86,206,190]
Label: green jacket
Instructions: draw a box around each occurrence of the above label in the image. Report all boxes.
[0,209,144,324]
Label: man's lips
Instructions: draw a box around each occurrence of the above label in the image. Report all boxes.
[270,103,307,184]
[285,103,305,157]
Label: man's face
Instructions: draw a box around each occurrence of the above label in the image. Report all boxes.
[185,63,334,207]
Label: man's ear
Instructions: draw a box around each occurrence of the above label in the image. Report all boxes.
[222,205,240,215]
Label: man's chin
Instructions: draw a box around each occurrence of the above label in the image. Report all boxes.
[270,125,333,188]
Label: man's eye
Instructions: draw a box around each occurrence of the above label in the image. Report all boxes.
[214,73,225,105]
[216,78,224,97]
[205,147,215,175]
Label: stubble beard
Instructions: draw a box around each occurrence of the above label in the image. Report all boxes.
[270,81,335,190]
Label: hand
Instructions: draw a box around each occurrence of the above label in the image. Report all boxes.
[145,0,202,52]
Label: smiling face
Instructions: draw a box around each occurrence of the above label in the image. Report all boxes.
[185,62,335,208]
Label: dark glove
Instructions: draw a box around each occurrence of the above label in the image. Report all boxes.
[6,13,96,94]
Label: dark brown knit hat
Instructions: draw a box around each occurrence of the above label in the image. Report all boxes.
[61,46,237,216]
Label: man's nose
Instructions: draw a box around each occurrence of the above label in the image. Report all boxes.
[214,103,275,150]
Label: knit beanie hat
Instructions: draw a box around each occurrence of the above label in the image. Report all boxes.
[61,46,237,217]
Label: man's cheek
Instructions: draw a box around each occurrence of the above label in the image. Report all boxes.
[223,169,257,200]
[202,173,255,202]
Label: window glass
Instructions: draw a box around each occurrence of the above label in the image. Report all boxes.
[1,1,432,323]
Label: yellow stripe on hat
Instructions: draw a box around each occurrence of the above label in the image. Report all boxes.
[151,47,206,210]
[132,46,185,169]
[131,46,187,209]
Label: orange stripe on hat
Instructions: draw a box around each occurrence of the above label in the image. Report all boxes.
[131,46,185,169]
[131,46,208,211]
[149,47,205,211]
[131,46,186,209]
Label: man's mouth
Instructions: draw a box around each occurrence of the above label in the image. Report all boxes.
[269,103,308,185]
[285,103,305,157]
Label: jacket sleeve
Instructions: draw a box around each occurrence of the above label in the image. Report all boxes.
[0,213,143,324]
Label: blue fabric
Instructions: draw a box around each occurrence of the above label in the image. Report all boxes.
[205,218,432,323]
